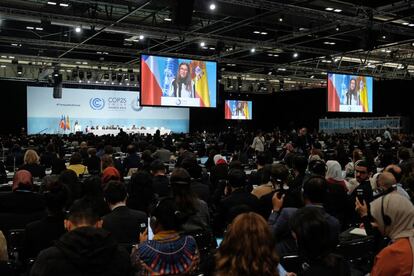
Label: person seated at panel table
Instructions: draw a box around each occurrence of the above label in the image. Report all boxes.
[167,62,195,98]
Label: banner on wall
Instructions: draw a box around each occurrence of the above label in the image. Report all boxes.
[27,87,190,134]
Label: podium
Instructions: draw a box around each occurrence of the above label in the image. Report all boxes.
[339,105,363,112]
[161,97,200,107]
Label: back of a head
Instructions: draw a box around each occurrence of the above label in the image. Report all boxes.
[384,164,402,183]
[303,176,327,204]
[290,207,332,261]
[293,155,308,174]
[101,167,121,185]
[87,147,97,157]
[43,177,68,213]
[216,212,279,276]
[150,159,166,174]
[180,158,202,179]
[127,144,136,155]
[378,171,397,189]
[59,169,79,186]
[256,152,267,167]
[271,163,289,183]
[83,176,103,197]
[228,169,246,188]
[326,160,343,181]
[67,198,100,227]
[24,149,39,165]
[103,181,127,205]
[129,170,153,195]
[308,159,327,177]
[170,168,197,212]
[101,154,114,170]
[398,147,410,161]
[150,197,181,231]
[12,170,33,191]
[70,152,82,165]
[104,145,113,155]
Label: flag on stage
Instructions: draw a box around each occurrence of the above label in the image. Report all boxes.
[225,101,232,119]
[65,115,70,131]
[59,115,65,129]
[191,61,211,107]
[141,55,162,106]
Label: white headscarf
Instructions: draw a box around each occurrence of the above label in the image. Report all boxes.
[326,160,343,181]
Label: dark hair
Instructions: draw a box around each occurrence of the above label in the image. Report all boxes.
[290,207,332,261]
[82,176,103,197]
[293,155,308,174]
[46,143,55,153]
[103,181,127,205]
[129,170,153,196]
[260,164,272,185]
[229,160,243,171]
[303,176,327,204]
[175,63,192,92]
[104,145,114,155]
[354,159,371,172]
[59,169,81,204]
[150,159,166,173]
[228,169,246,188]
[308,159,327,176]
[67,198,100,226]
[180,158,202,179]
[43,177,68,213]
[170,168,198,213]
[398,147,410,161]
[127,144,137,154]
[179,142,190,151]
[150,197,182,231]
[271,163,289,183]
[69,152,82,165]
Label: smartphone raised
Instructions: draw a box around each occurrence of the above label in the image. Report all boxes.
[356,188,364,203]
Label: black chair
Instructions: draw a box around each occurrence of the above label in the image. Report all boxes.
[280,255,303,274]
[0,261,18,276]
[187,231,216,276]
[6,229,25,264]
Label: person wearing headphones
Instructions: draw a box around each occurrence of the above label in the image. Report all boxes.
[356,192,414,276]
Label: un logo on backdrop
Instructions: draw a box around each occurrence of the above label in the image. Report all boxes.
[89,98,105,110]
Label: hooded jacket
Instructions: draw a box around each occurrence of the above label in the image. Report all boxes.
[30,226,131,276]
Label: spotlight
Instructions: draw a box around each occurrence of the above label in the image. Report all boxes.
[293,52,299,58]
[209,3,216,10]
[200,41,206,47]
[251,48,256,53]
[75,26,81,33]
[139,35,144,40]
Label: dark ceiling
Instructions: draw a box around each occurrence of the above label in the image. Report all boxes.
[0,0,413,91]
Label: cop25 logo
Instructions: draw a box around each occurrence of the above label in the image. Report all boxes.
[89,98,105,110]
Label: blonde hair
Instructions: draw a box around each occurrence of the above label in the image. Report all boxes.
[24,149,40,165]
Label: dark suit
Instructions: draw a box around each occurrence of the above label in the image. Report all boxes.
[152,175,170,197]
[102,205,146,244]
[122,154,140,175]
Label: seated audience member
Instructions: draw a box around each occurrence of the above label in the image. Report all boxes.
[127,170,155,214]
[83,148,100,175]
[0,170,45,214]
[67,152,88,177]
[290,155,308,191]
[150,159,170,197]
[0,231,7,261]
[78,141,89,161]
[268,176,340,256]
[23,176,67,260]
[176,142,195,168]
[102,181,146,244]
[290,207,351,276]
[170,168,211,234]
[51,156,66,175]
[215,212,285,276]
[345,148,363,178]
[19,149,46,179]
[248,152,269,187]
[30,198,131,276]
[131,198,199,275]
[210,155,229,201]
[139,150,154,173]
[383,164,410,199]
[152,144,172,163]
[82,176,110,217]
[324,160,349,227]
[251,164,273,199]
[347,160,374,224]
[59,169,81,208]
[40,143,58,169]
[101,166,121,186]
[181,158,210,203]
[369,193,414,276]
[122,144,140,176]
[216,169,260,233]
[6,144,24,170]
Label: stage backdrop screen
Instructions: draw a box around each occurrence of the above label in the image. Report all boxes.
[327,73,373,112]
[27,87,189,135]
[140,54,217,108]
[225,100,253,120]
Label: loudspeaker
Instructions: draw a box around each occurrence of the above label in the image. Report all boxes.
[172,0,195,27]
[53,83,62,98]
[53,73,63,98]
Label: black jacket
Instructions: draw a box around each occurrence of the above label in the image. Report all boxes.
[30,227,131,276]
[102,206,146,244]
[151,175,170,197]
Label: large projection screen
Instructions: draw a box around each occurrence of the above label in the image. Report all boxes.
[27,86,189,135]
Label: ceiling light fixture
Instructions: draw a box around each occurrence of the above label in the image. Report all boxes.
[334,9,342,12]
[325,7,334,11]
[293,52,299,58]
[139,35,144,40]
[200,41,206,47]
[75,26,81,33]
[251,48,256,53]
[209,3,216,10]
[47,1,57,5]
